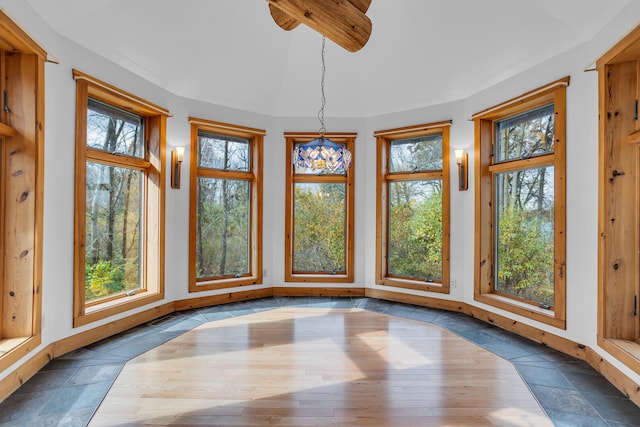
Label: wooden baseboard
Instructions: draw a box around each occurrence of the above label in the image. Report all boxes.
[1,288,638,411]
[273,287,365,297]
[463,304,586,360]
[368,288,640,407]
[367,288,586,359]
[52,302,175,359]
[0,343,52,403]
[365,289,466,312]
[0,335,42,374]
[587,347,640,408]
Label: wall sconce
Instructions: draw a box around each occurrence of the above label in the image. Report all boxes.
[454,149,468,191]
[171,146,185,189]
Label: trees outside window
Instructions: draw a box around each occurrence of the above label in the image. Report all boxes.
[189,118,263,291]
[84,100,144,302]
[284,133,355,283]
[73,70,168,327]
[474,78,568,328]
[375,123,450,292]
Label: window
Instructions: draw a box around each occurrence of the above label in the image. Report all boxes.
[598,24,640,374]
[189,118,264,291]
[474,78,568,328]
[284,132,355,282]
[0,11,46,370]
[375,123,450,292]
[73,70,168,327]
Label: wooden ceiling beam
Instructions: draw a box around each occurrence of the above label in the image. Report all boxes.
[267,0,372,52]
[269,4,300,31]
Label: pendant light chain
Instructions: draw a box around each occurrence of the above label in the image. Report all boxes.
[318,36,327,136]
[292,35,351,172]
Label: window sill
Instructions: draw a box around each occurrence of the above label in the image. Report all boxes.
[191,276,262,292]
[285,274,353,283]
[378,277,450,294]
[601,338,640,376]
[74,291,164,328]
[0,335,41,373]
[474,293,565,329]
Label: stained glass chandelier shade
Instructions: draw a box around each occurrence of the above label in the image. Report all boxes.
[294,137,352,172]
[292,36,352,173]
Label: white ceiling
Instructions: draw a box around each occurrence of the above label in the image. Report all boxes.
[26,0,630,118]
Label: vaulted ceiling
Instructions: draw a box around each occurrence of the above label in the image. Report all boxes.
[26,0,631,117]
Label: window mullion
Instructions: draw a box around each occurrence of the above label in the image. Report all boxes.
[86,147,150,170]
[489,153,555,173]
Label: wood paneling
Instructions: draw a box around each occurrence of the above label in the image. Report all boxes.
[597,24,640,378]
[0,9,45,370]
[599,61,638,340]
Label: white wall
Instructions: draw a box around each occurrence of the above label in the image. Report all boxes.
[1,0,640,388]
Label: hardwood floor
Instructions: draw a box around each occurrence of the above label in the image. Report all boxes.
[89,308,551,426]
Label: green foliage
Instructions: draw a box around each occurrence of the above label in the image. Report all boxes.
[196,178,250,278]
[388,185,442,280]
[496,206,554,306]
[293,183,345,272]
[85,260,125,301]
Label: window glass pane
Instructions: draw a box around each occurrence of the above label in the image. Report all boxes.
[388,179,442,281]
[495,104,554,162]
[196,177,250,279]
[85,162,142,302]
[198,132,250,171]
[293,183,345,272]
[87,98,144,158]
[390,134,442,173]
[495,166,554,306]
[293,142,347,175]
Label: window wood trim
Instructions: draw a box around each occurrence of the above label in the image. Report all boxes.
[597,23,640,376]
[374,123,451,293]
[474,78,568,329]
[188,117,264,292]
[73,70,167,327]
[0,10,45,372]
[284,132,355,283]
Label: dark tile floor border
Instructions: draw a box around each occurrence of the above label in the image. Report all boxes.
[0,297,639,426]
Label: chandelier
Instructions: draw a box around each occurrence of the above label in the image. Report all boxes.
[292,37,352,172]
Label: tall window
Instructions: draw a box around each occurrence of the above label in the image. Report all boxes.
[375,123,450,292]
[0,10,46,371]
[285,133,355,282]
[474,78,568,328]
[74,70,168,327]
[189,118,263,291]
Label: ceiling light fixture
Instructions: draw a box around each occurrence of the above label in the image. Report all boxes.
[292,37,352,172]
